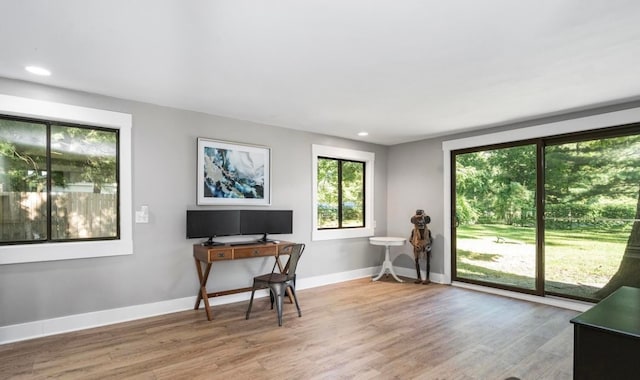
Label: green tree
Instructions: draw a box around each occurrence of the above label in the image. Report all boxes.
[489,145,536,225]
[51,125,117,194]
[456,195,478,225]
[455,151,493,224]
[455,145,536,225]
[317,158,364,227]
[545,136,640,232]
[317,158,338,227]
[494,182,533,225]
[0,120,47,192]
[546,136,640,210]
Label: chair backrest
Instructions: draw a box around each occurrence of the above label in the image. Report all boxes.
[280,243,305,281]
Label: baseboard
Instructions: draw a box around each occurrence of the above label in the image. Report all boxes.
[452,281,593,312]
[1,266,400,345]
[0,296,200,345]
[393,266,446,284]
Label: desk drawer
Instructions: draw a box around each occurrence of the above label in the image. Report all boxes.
[234,245,277,259]
[208,249,233,261]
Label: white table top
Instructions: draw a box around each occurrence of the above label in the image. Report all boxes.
[369,236,406,246]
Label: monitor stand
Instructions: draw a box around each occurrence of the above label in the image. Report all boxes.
[257,233,275,243]
[201,237,224,246]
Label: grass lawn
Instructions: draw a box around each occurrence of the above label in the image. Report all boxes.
[456,224,630,300]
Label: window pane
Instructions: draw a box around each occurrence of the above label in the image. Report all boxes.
[545,134,640,300]
[454,145,537,290]
[0,119,48,242]
[50,125,118,239]
[341,160,364,227]
[317,158,339,228]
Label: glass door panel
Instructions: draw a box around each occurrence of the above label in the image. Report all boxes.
[454,144,538,290]
[544,134,640,301]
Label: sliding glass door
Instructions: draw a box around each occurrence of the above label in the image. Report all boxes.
[453,144,538,292]
[453,125,640,301]
[544,133,640,300]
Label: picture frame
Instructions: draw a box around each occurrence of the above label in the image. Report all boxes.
[196,138,271,205]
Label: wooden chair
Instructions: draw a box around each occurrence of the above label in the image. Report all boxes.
[246,243,305,326]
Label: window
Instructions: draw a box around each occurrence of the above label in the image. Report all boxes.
[0,116,119,243]
[0,94,132,264]
[317,157,365,229]
[312,145,374,240]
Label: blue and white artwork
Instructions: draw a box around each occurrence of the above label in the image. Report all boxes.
[197,139,271,205]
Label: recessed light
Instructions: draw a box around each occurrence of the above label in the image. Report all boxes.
[358,131,369,137]
[25,66,51,76]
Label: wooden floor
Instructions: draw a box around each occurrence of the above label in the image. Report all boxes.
[0,277,579,379]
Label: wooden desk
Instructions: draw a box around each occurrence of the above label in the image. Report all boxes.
[570,286,640,379]
[193,241,293,321]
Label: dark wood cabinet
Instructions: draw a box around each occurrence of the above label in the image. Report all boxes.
[570,286,640,379]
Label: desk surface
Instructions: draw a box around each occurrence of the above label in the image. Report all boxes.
[194,241,293,263]
[570,286,640,338]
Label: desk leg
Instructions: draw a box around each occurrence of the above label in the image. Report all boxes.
[372,245,404,283]
[194,258,214,321]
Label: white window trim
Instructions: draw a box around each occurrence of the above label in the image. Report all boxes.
[442,106,640,284]
[312,144,374,241]
[0,94,133,264]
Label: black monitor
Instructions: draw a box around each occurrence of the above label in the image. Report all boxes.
[186,210,241,245]
[240,210,293,242]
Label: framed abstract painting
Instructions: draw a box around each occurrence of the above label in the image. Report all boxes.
[196,138,271,205]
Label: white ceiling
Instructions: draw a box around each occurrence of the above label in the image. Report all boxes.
[2,1,640,145]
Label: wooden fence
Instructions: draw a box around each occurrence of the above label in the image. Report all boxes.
[0,192,117,241]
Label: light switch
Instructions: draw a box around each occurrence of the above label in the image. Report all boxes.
[135,205,149,223]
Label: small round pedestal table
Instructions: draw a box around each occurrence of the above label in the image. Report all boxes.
[369,236,406,282]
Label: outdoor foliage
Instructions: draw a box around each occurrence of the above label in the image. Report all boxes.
[545,135,640,229]
[317,157,364,228]
[456,145,536,226]
[456,135,640,229]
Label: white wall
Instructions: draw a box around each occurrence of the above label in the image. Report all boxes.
[386,138,445,276]
[0,77,388,329]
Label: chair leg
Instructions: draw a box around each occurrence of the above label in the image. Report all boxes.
[271,283,285,326]
[269,288,275,310]
[289,286,302,317]
[246,286,257,320]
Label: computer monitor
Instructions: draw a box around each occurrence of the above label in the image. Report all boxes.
[186,210,241,245]
[240,210,293,242]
